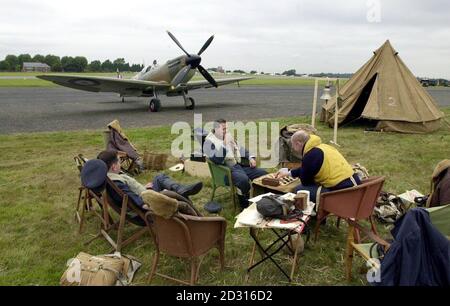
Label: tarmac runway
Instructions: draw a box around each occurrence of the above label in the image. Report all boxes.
[1,85,449,134]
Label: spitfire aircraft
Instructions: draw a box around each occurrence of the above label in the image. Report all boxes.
[37,31,251,112]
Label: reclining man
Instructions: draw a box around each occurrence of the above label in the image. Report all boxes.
[276,130,360,203]
[204,119,267,209]
[98,149,203,210]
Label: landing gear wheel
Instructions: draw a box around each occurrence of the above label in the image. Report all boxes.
[121,97,125,103]
[185,97,195,110]
[149,99,161,112]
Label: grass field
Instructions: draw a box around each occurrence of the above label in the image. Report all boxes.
[0,72,341,87]
[1,112,450,286]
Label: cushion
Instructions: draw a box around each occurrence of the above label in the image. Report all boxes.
[141,190,178,219]
[160,190,201,216]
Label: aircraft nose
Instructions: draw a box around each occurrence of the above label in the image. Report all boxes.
[186,55,201,68]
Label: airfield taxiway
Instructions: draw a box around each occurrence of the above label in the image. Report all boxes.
[1,86,450,134]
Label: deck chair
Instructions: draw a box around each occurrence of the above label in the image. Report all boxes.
[146,212,227,285]
[206,159,239,212]
[314,176,385,243]
[104,119,142,175]
[100,177,154,252]
[74,154,109,235]
[346,204,450,282]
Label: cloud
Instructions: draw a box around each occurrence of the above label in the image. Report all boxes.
[0,0,449,78]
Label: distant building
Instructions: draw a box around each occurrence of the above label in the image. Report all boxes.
[217,66,224,73]
[437,79,449,87]
[22,62,51,72]
[428,79,438,86]
[419,78,429,87]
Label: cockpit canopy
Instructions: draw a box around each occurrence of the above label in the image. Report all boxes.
[141,65,152,73]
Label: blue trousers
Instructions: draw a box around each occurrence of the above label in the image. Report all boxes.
[231,164,267,195]
[230,164,267,208]
[151,174,176,192]
[294,174,361,203]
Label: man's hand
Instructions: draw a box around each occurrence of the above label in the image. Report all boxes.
[224,133,236,147]
[145,182,153,190]
[275,168,290,179]
[249,158,257,168]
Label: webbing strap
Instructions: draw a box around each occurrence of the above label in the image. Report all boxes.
[315,185,323,212]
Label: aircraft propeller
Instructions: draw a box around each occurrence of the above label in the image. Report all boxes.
[167,31,218,88]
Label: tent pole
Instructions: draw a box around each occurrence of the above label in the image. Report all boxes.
[311,78,319,128]
[331,79,340,146]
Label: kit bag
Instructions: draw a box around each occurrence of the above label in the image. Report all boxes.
[60,252,141,286]
[143,151,168,170]
[373,192,407,223]
[256,195,303,220]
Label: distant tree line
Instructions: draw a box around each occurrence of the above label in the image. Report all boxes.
[0,54,144,73]
[280,69,354,78]
[206,67,357,77]
[309,72,353,78]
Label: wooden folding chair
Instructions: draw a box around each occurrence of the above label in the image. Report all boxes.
[100,178,153,252]
[103,130,139,175]
[74,154,108,235]
[346,204,450,282]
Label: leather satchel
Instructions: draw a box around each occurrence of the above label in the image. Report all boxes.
[256,195,296,219]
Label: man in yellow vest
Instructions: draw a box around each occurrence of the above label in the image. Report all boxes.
[276,130,360,203]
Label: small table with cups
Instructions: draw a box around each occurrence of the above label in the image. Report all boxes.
[235,192,314,282]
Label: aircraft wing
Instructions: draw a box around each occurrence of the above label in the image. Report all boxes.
[183,77,253,91]
[37,75,171,95]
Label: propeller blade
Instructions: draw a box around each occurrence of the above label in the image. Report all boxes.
[197,35,214,56]
[167,31,190,56]
[172,65,191,86]
[198,65,218,88]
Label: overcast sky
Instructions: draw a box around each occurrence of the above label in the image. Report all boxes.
[1,0,450,78]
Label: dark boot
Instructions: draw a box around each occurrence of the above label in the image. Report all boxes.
[173,182,203,198]
[153,174,203,197]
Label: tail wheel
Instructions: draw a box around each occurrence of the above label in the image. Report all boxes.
[149,99,161,112]
[185,97,195,110]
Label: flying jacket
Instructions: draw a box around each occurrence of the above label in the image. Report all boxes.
[106,120,140,161]
[378,208,450,286]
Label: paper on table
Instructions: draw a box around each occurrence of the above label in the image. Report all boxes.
[398,189,423,204]
[266,218,303,230]
[234,203,264,228]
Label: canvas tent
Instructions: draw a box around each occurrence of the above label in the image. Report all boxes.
[321,40,444,133]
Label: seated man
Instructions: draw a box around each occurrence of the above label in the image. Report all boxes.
[97,150,203,210]
[276,130,360,203]
[203,119,267,209]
